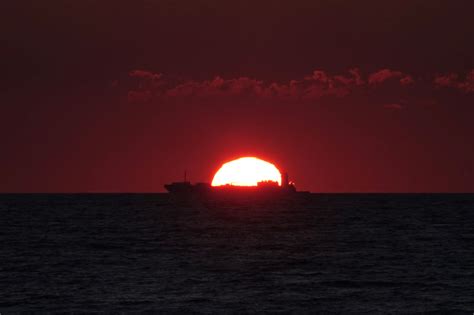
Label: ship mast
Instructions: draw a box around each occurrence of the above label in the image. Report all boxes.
[281,172,289,187]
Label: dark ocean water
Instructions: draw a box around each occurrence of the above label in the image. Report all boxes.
[1,193,474,313]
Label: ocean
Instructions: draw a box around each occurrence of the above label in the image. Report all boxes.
[1,193,473,313]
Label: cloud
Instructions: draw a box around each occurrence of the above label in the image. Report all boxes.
[459,70,474,92]
[129,70,164,90]
[383,103,403,110]
[368,69,414,86]
[129,70,163,81]
[165,76,266,99]
[126,69,371,103]
[434,70,474,93]
[163,70,357,101]
[126,69,413,103]
[299,70,352,98]
[124,68,474,105]
[400,75,415,86]
[434,73,458,88]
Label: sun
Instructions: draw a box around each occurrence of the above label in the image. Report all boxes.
[211,157,281,187]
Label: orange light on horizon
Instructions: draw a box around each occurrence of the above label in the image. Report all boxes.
[211,157,281,186]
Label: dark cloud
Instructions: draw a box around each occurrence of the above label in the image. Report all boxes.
[125,68,474,108]
[384,103,403,110]
[129,70,162,80]
[434,70,474,93]
[334,68,365,86]
[434,73,459,88]
[126,68,419,104]
[459,70,474,92]
[368,69,414,86]
[129,70,164,90]
[166,77,266,99]
[400,76,415,86]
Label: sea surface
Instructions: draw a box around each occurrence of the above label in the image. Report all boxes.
[1,193,473,313]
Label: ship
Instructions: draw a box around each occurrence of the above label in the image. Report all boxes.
[164,171,310,201]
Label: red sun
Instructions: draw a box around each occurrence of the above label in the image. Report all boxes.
[211,157,281,186]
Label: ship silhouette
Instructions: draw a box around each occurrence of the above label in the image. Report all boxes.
[165,171,310,201]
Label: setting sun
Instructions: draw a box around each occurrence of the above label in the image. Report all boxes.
[211,157,281,187]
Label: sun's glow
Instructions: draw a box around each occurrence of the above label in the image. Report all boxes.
[211,157,281,187]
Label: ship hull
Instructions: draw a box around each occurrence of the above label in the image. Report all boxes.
[165,185,309,203]
[164,180,310,204]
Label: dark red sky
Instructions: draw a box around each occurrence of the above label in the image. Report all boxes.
[1,0,474,192]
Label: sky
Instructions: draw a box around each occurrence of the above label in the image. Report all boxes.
[1,0,474,192]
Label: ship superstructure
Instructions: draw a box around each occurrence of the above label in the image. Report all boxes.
[164,172,309,200]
